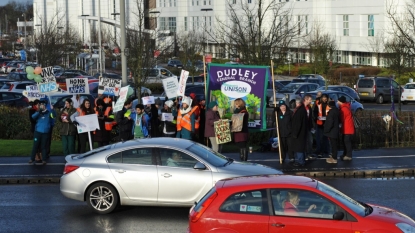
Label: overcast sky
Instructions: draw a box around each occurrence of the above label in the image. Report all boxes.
[0,0,33,6]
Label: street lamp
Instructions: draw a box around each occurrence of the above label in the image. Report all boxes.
[111,12,120,44]
[201,8,213,55]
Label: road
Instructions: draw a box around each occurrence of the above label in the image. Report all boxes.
[363,102,415,111]
[1,178,414,233]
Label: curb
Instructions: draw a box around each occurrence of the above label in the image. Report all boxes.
[0,175,61,185]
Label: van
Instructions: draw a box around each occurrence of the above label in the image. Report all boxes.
[356,77,403,104]
[142,68,177,83]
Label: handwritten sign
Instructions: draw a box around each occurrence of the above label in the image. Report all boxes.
[177,69,189,97]
[75,114,100,133]
[66,78,89,94]
[113,86,129,112]
[214,119,232,144]
[23,85,46,100]
[161,113,173,122]
[162,76,179,99]
[142,96,155,105]
[38,66,58,93]
[98,77,122,96]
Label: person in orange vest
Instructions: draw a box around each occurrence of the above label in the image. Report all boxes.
[312,93,330,158]
[70,99,95,153]
[176,96,196,140]
[94,99,114,147]
[189,93,200,141]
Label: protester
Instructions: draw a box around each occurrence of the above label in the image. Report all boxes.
[233,98,249,161]
[291,95,312,167]
[40,97,56,159]
[198,96,206,144]
[116,98,134,141]
[275,100,294,163]
[325,100,340,163]
[338,96,355,161]
[149,100,161,137]
[204,101,222,152]
[176,96,196,140]
[71,99,95,153]
[313,93,330,158]
[131,104,150,139]
[94,99,113,147]
[189,93,201,141]
[29,99,41,162]
[161,100,177,137]
[28,100,56,165]
[59,98,77,155]
[71,94,84,108]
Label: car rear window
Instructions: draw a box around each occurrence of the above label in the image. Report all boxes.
[220,189,268,215]
[358,79,374,88]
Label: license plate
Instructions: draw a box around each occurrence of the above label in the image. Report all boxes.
[408,96,413,100]
[360,93,369,96]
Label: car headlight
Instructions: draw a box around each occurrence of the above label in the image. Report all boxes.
[396,223,415,233]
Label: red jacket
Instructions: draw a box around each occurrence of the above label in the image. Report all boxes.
[339,103,355,135]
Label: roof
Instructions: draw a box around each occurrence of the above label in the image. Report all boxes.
[217,175,317,189]
[112,137,195,150]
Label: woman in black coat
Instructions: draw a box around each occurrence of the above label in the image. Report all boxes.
[290,98,308,166]
[324,100,340,163]
[275,101,294,163]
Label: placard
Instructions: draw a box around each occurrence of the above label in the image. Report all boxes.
[142,96,155,105]
[75,114,100,133]
[66,78,89,94]
[98,77,122,96]
[113,86,129,112]
[38,66,58,93]
[23,85,46,100]
[177,69,189,97]
[214,119,232,144]
[162,77,179,99]
[161,113,173,122]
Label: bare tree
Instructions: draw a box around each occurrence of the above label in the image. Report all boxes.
[214,0,301,66]
[175,30,204,76]
[361,31,386,67]
[384,35,413,79]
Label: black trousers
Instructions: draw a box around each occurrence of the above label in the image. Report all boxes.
[343,134,353,157]
[279,137,294,161]
[329,137,338,159]
[78,132,94,153]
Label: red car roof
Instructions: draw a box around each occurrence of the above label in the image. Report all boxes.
[216,175,317,190]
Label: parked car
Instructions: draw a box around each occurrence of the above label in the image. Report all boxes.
[88,81,151,99]
[307,90,364,114]
[317,85,360,101]
[55,69,89,79]
[1,81,36,93]
[0,58,12,71]
[7,72,29,82]
[291,78,326,87]
[194,60,204,71]
[50,93,95,109]
[266,80,286,107]
[53,66,64,74]
[142,67,178,83]
[401,82,415,104]
[356,77,403,104]
[269,83,319,108]
[167,59,184,68]
[93,72,121,80]
[0,90,29,107]
[297,74,325,80]
[2,61,25,73]
[60,138,282,214]
[278,80,292,86]
[188,175,415,233]
[0,78,9,86]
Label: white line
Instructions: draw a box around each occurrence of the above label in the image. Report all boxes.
[0,163,66,166]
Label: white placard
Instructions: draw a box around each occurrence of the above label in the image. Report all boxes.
[38,66,58,93]
[23,85,46,100]
[176,69,189,97]
[66,78,89,94]
[98,77,122,96]
[75,114,100,133]
[142,96,155,105]
[162,77,179,99]
[161,113,173,122]
[113,86,129,112]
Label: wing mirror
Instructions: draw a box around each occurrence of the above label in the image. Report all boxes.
[333,211,345,220]
[193,162,206,170]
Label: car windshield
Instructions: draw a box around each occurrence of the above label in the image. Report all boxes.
[317,181,366,217]
[278,84,302,93]
[186,143,228,167]
[50,95,69,105]
[404,84,415,89]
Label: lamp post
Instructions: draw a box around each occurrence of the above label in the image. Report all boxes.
[81,14,89,46]
[97,0,103,74]
[120,0,127,86]
[201,8,213,55]
[35,24,42,64]
[111,12,120,43]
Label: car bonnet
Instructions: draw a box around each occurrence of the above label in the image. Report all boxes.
[365,204,415,226]
[218,161,282,175]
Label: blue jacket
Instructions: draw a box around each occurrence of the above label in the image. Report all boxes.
[41,96,56,127]
[32,110,56,133]
[130,112,150,137]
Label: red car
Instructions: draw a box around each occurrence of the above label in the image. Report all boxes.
[188,175,415,233]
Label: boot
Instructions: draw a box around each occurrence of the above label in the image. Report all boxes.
[242,148,248,161]
[239,149,244,161]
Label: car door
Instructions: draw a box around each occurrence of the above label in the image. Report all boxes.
[156,148,213,205]
[269,189,352,233]
[0,92,15,106]
[107,148,159,202]
[392,80,401,101]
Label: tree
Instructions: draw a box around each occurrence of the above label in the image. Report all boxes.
[384,35,412,80]
[175,30,204,76]
[214,0,301,66]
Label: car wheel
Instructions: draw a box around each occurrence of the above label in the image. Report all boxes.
[376,95,384,104]
[86,182,119,214]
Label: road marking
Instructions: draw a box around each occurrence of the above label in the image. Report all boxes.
[0,163,66,166]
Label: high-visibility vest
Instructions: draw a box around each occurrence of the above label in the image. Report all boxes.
[176,107,198,131]
[95,106,114,130]
[191,105,200,130]
[76,108,86,116]
[317,103,330,125]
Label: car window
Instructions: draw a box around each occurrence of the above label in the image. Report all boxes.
[392,81,399,88]
[122,148,154,165]
[376,79,389,88]
[161,69,172,77]
[309,84,318,91]
[297,85,308,93]
[186,143,228,167]
[158,148,198,168]
[220,189,268,215]
[107,152,122,163]
[1,93,15,100]
[405,84,415,89]
[279,83,303,93]
[16,84,30,90]
[271,189,342,220]
[358,79,374,88]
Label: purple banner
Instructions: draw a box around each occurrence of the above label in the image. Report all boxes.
[207,64,270,130]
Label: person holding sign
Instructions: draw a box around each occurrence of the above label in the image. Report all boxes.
[70,99,95,153]
[59,98,77,155]
[232,98,249,161]
[131,104,150,139]
[204,101,222,152]
[176,96,196,140]
[161,100,177,137]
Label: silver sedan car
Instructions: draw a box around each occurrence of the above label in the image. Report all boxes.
[60,138,282,214]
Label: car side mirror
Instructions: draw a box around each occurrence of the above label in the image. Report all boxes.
[333,211,344,220]
[193,162,206,170]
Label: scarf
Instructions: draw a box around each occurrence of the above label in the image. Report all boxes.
[180,106,191,114]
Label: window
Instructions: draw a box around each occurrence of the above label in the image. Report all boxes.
[184,17,188,31]
[368,15,374,36]
[204,0,206,5]
[107,152,122,163]
[159,148,198,168]
[169,0,172,7]
[192,0,194,6]
[122,148,154,165]
[232,0,236,3]
[160,17,166,30]
[343,15,349,36]
[248,0,252,3]
[174,0,176,6]
[168,17,176,32]
[220,189,268,215]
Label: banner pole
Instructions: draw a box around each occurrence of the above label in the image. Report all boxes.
[88,131,93,151]
[271,60,283,164]
[203,55,209,146]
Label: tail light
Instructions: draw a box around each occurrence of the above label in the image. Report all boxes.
[8,84,14,91]
[189,191,218,223]
[63,165,79,174]
[373,85,376,94]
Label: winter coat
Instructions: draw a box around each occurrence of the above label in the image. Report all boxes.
[233,107,249,143]
[324,107,339,139]
[276,109,292,138]
[116,107,133,135]
[291,104,308,152]
[150,104,161,137]
[204,109,221,137]
[58,107,77,136]
[32,110,56,134]
[29,108,37,133]
[93,106,113,142]
[339,103,355,135]
[161,109,177,134]
[176,111,195,140]
[130,112,150,138]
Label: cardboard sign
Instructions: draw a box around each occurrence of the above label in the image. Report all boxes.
[142,96,155,105]
[177,69,189,97]
[66,78,89,94]
[162,77,179,99]
[214,119,232,144]
[161,113,173,122]
[98,77,122,96]
[38,66,58,93]
[75,114,100,133]
[113,86,129,112]
[23,85,46,100]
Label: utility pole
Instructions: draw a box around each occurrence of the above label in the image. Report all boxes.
[120,0,127,86]
[98,0,103,74]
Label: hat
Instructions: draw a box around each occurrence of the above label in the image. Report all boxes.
[208,101,218,109]
[189,93,196,99]
[182,96,192,106]
[278,100,287,107]
[328,100,336,107]
[338,96,347,103]
[164,100,174,108]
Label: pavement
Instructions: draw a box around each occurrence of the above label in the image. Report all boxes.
[0,147,414,184]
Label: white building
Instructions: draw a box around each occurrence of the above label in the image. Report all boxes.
[32,0,408,67]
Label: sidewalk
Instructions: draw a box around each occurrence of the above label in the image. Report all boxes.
[0,148,414,184]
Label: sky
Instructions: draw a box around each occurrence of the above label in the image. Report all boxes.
[0,0,33,6]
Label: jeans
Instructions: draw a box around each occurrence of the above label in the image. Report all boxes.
[209,137,222,153]
[306,131,313,155]
[30,131,49,161]
[316,127,330,156]
[295,152,306,165]
[343,134,353,157]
